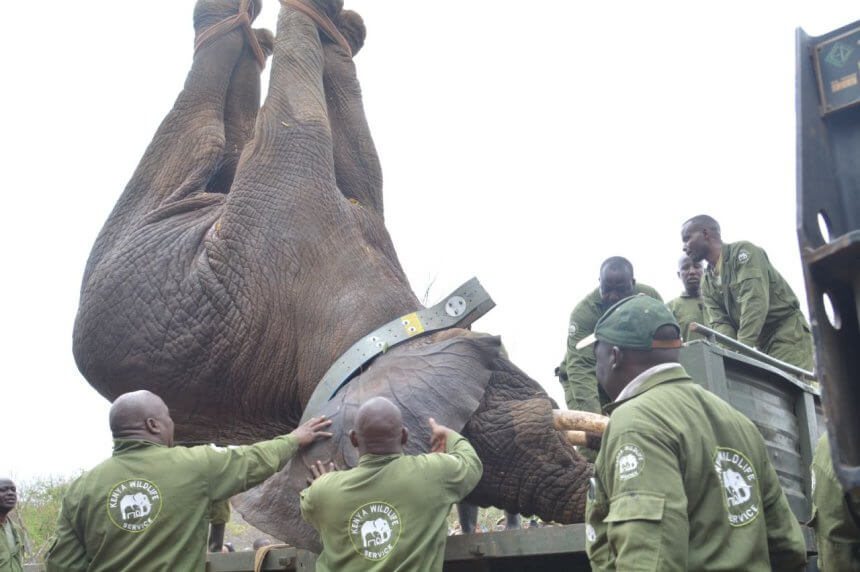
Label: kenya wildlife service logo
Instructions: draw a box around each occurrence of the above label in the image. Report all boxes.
[349,501,402,561]
[714,447,760,527]
[615,444,645,481]
[107,479,162,532]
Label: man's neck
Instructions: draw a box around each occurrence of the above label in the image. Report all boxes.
[615,362,681,402]
[705,242,723,268]
[684,288,701,297]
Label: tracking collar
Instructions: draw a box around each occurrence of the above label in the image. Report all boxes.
[299,278,495,423]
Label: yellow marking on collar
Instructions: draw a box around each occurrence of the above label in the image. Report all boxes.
[400,312,425,337]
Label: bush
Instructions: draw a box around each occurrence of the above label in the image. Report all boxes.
[14,474,78,563]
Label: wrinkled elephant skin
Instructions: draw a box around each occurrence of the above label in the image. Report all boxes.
[73,0,591,547]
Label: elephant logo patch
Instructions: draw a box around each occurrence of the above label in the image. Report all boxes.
[615,444,645,481]
[737,250,750,264]
[349,501,402,561]
[107,479,162,532]
[714,447,760,527]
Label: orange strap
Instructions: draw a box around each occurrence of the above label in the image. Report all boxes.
[194,0,267,68]
[280,0,352,57]
[253,543,290,572]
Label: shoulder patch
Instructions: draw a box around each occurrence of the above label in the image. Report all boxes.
[568,323,578,336]
[713,447,761,526]
[737,250,750,264]
[585,523,597,543]
[107,478,163,533]
[615,444,645,481]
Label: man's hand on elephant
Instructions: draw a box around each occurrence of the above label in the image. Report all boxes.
[306,460,337,486]
[429,417,452,453]
[291,416,333,448]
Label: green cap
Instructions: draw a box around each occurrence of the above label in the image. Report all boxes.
[575,294,681,350]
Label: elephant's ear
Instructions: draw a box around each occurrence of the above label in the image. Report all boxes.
[234,332,500,551]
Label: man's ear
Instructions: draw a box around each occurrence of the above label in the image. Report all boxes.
[349,429,359,449]
[145,417,159,435]
[610,346,623,370]
[401,427,408,446]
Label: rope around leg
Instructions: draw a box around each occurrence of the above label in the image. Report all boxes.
[280,0,352,57]
[194,0,268,68]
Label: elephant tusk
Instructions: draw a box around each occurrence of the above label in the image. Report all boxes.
[564,430,587,446]
[552,410,609,434]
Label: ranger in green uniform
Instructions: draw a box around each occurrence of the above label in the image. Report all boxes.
[681,214,814,370]
[665,255,706,342]
[301,397,482,572]
[810,433,860,571]
[0,478,24,572]
[560,257,662,415]
[46,390,332,572]
[581,295,806,571]
[207,499,231,552]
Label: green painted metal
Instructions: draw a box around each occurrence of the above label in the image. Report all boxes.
[205,547,318,571]
[202,526,592,572]
[444,524,587,561]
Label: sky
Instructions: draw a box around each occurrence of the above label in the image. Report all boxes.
[1,1,857,483]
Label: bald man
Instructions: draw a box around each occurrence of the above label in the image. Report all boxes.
[0,478,24,572]
[300,397,483,571]
[681,214,814,370]
[46,390,332,572]
[559,257,662,418]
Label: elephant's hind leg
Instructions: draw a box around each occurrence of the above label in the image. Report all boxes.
[223,0,342,246]
[323,11,384,216]
[210,28,275,195]
[90,1,263,260]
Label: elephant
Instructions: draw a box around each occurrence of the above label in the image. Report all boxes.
[721,469,752,506]
[361,518,391,548]
[72,0,593,549]
[120,493,152,521]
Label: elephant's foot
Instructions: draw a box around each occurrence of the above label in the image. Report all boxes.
[194,0,270,67]
[253,27,276,58]
[334,10,366,55]
[290,0,344,21]
[193,0,263,35]
[281,0,353,56]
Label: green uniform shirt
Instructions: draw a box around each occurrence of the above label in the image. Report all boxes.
[0,519,24,572]
[810,433,860,571]
[208,499,231,525]
[701,241,813,370]
[666,294,706,342]
[586,364,806,571]
[301,431,482,572]
[561,283,662,414]
[46,435,298,572]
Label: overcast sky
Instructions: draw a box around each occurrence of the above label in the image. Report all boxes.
[2,1,856,482]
